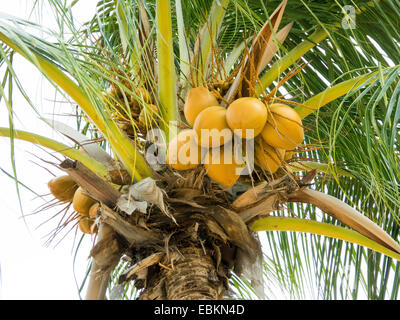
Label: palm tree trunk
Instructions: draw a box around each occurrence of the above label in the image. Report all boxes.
[85,261,111,300]
[85,223,113,300]
[140,247,226,300]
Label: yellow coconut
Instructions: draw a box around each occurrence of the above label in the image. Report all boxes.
[226,97,268,139]
[184,87,219,126]
[138,104,159,126]
[106,85,118,98]
[166,129,202,171]
[204,146,244,187]
[126,87,152,111]
[73,187,96,216]
[261,103,304,150]
[284,151,294,161]
[89,203,100,219]
[107,83,131,100]
[48,175,78,202]
[193,106,232,148]
[135,87,152,104]
[240,137,256,172]
[254,139,285,174]
[78,216,98,235]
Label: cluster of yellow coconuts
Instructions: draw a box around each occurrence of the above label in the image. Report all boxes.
[166,87,304,187]
[107,85,159,130]
[131,87,159,128]
[47,175,99,235]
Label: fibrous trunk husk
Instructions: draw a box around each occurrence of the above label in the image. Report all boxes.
[86,224,122,300]
[139,247,226,300]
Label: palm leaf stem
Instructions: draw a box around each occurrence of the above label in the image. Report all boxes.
[251,217,400,261]
[0,127,110,179]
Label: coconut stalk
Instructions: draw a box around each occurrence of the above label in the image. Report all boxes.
[196,0,229,82]
[224,0,287,102]
[232,175,400,260]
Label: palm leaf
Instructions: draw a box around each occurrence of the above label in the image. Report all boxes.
[156,0,178,135]
[251,217,400,261]
[0,24,151,180]
[0,127,110,179]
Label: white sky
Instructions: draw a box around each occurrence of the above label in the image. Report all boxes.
[0,0,98,300]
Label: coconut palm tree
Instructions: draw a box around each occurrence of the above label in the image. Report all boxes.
[0,0,400,300]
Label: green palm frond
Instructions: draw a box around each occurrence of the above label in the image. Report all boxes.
[266,63,400,299]
[0,12,152,180]
[0,128,110,179]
